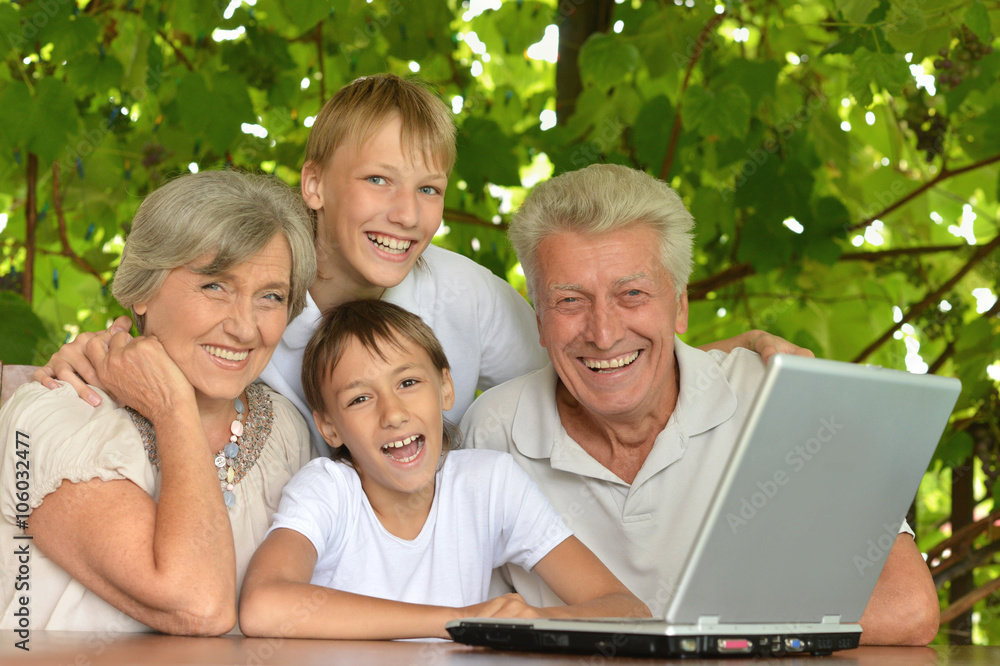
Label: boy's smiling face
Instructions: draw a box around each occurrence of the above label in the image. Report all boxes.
[302,113,449,299]
[313,333,455,514]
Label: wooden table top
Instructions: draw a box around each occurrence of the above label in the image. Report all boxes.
[2,632,998,666]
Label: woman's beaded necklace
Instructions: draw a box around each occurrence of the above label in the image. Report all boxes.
[215,396,245,509]
[127,383,273,511]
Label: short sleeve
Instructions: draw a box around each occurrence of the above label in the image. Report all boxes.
[475,273,549,393]
[491,454,572,571]
[267,458,352,564]
[0,382,156,522]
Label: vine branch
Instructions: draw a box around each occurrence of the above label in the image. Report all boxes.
[847,152,1000,233]
[157,30,195,72]
[23,153,38,305]
[51,163,108,286]
[659,12,725,182]
[852,233,1000,363]
[443,208,507,231]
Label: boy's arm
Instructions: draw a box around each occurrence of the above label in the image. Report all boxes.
[529,537,651,619]
[239,528,528,639]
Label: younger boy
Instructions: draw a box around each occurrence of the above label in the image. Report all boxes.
[238,300,650,639]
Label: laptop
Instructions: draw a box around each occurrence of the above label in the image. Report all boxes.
[447,354,961,658]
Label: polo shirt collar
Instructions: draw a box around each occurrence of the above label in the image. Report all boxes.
[509,338,739,482]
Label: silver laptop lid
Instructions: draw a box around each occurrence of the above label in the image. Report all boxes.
[665,354,960,625]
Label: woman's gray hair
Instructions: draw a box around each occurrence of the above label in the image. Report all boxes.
[508,164,694,302]
[112,170,317,331]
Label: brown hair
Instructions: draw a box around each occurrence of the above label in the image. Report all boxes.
[302,299,459,464]
[304,73,456,174]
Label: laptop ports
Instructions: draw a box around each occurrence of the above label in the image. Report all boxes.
[784,637,805,652]
[717,638,752,653]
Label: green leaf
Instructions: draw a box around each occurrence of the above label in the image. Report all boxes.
[835,0,881,24]
[282,0,331,31]
[0,3,21,59]
[491,1,553,55]
[65,52,126,93]
[578,33,639,89]
[0,292,47,365]
[632,95,674,171]
[934,430,973,468]
[683,85,751,141]
[0,81,35,153]
[847,48,910,107]
[885,0,926,36]
[455,117,521,188]
[965,1,992,43]
[29,78,80,163]
[714,59,782,111]
[176,72,255,154]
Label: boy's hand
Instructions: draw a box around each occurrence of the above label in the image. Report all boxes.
[458,593,542,620]
[33,315,134,406]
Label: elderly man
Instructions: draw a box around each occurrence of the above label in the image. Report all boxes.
[459,164,940,646]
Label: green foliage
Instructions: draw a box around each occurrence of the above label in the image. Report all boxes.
[1,0,999,643]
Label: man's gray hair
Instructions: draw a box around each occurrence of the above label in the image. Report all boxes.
[508,164,694,302]
[112,170,317,332]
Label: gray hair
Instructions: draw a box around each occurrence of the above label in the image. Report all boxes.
[112,170,317,331]
[508,164,694,302]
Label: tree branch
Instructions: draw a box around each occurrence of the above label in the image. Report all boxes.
[840,243,978,261]
[933,537,1000,587]
[23,153,38,304]
[688,261,753,300]
[847,153,1000,233]
[927,508,1000,564]
[443,207,507,231]
[928,298,1000,374]
[852,233,1000,363]
[941,576,1000,625]
[157,29,195,72]
[51,163,108,286]
[659,12,725,181]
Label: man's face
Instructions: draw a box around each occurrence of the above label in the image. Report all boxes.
[534,226,689,423]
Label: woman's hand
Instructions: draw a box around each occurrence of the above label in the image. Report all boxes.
[87,329,195,424]
[32,315,134,406]
[698,329,816,364]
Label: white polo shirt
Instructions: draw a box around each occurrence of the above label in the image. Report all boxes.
[461,339,912,616]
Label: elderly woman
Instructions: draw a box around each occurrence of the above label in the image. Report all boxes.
[0,171,316,635]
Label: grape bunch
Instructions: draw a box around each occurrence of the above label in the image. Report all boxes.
[934,24,994,90]
[902,94,948,162]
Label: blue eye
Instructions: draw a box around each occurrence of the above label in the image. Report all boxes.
[367,176,387,185]
[418,185,441,195]
[264,292,286,303]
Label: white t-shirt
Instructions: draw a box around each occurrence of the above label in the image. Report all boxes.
[259,244,548,453]
[268,449,572,608]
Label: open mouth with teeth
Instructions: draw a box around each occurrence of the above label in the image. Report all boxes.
[203,345,249,362]
[583,351,641,372]
[381,434,425,463]
[367,233,413,255]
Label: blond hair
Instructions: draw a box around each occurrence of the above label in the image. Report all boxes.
[112,170,316,331]
[305,73,456,173]
[509,164,694,302]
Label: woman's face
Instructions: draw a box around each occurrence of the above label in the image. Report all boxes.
[135,235,293,403]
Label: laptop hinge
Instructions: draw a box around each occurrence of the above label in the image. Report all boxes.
[696,616,720,627]
[821,615,842,624]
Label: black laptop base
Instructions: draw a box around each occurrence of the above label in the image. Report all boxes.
[447,621,859,658]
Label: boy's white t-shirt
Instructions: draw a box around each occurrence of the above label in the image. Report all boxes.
[268,449,572,608]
